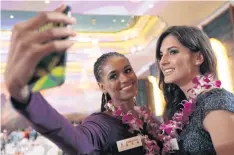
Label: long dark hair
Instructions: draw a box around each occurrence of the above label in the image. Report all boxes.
[155,26,217,119]
[93,52,126,112]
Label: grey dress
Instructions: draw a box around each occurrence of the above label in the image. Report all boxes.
[175,88,234,155]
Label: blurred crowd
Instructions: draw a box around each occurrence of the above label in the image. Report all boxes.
[0,122,81,155]
[1,127,38,155]
[0,127,61,155]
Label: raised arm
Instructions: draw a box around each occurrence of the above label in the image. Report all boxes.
[4,5,109,155]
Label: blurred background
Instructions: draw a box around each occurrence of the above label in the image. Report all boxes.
[1,1,234,154]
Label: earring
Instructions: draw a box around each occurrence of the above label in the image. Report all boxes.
[133,96,136,106]
[105,93,108,103]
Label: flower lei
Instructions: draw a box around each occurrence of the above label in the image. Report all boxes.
[105,102,161,154]
[105,74,221,155]
[159,74,221,153]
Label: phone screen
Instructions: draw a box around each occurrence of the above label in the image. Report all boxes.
[28,6,71,92]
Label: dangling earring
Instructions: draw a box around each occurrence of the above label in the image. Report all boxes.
[104,93,108,103]
[103,93,108,111]
[133,96,136,106]
[104,93,113,112]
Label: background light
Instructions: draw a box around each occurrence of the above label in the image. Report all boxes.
[148,76,165,116]
[210,38,233,92]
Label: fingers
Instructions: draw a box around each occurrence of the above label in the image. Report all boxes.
[26,11,76,30]
[32,27,77,43]
[5,5,76,99]
[38,40,75,57]
[54,4,67,12]
[17,4,75,31]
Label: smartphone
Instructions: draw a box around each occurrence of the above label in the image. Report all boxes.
[28,6,71,92]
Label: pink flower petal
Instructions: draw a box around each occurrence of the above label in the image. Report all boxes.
[122,113,134,123]
[165,127,173,135]
[114,108,122,116]
[215,80,221,87]
[193,77,199,84]
[204,77,210,83]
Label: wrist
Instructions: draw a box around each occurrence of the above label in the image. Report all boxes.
[11,86,31,104]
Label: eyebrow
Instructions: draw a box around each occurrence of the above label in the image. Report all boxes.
[124,65,131,70]
[107,70,116,77]
[167,46,178,51]
[160,46,179,55]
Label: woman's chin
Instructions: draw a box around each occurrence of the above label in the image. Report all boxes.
[164,78,173,84]
[121,92,137,100]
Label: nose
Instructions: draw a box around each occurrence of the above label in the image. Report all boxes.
[159,54,170,67]
[119,73,130,83]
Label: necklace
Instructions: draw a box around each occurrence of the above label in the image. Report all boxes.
[105,103,161,154]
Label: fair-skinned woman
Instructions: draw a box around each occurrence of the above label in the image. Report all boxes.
[156,26,234,155]
[5,5,160,155]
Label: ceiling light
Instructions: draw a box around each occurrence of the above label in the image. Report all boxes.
[10,15,14,19]
[113,19,116,22]
[148,4,154,8]
[45,0,50,4]
[121,19,125,23]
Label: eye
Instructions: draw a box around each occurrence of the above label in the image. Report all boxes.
[109,74,118,80]
[125,68,132,74]
[169,49,179,55]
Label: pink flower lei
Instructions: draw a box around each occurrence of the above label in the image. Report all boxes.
[105,102,161,154]
[105,74,221,154]
[159,74,221,153]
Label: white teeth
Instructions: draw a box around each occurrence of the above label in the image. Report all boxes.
[164,69,174,74]
[122,84,132,90]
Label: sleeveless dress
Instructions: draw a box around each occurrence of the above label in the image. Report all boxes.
[175,88,234,155]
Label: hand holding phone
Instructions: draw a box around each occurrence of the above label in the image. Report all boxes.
[28,6,72,92]
[5,5,76,103]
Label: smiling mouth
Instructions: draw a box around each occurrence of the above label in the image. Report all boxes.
[121,83,134,90]
[164,68,175,76]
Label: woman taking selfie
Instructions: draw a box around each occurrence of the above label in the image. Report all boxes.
[5,5,161,155]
